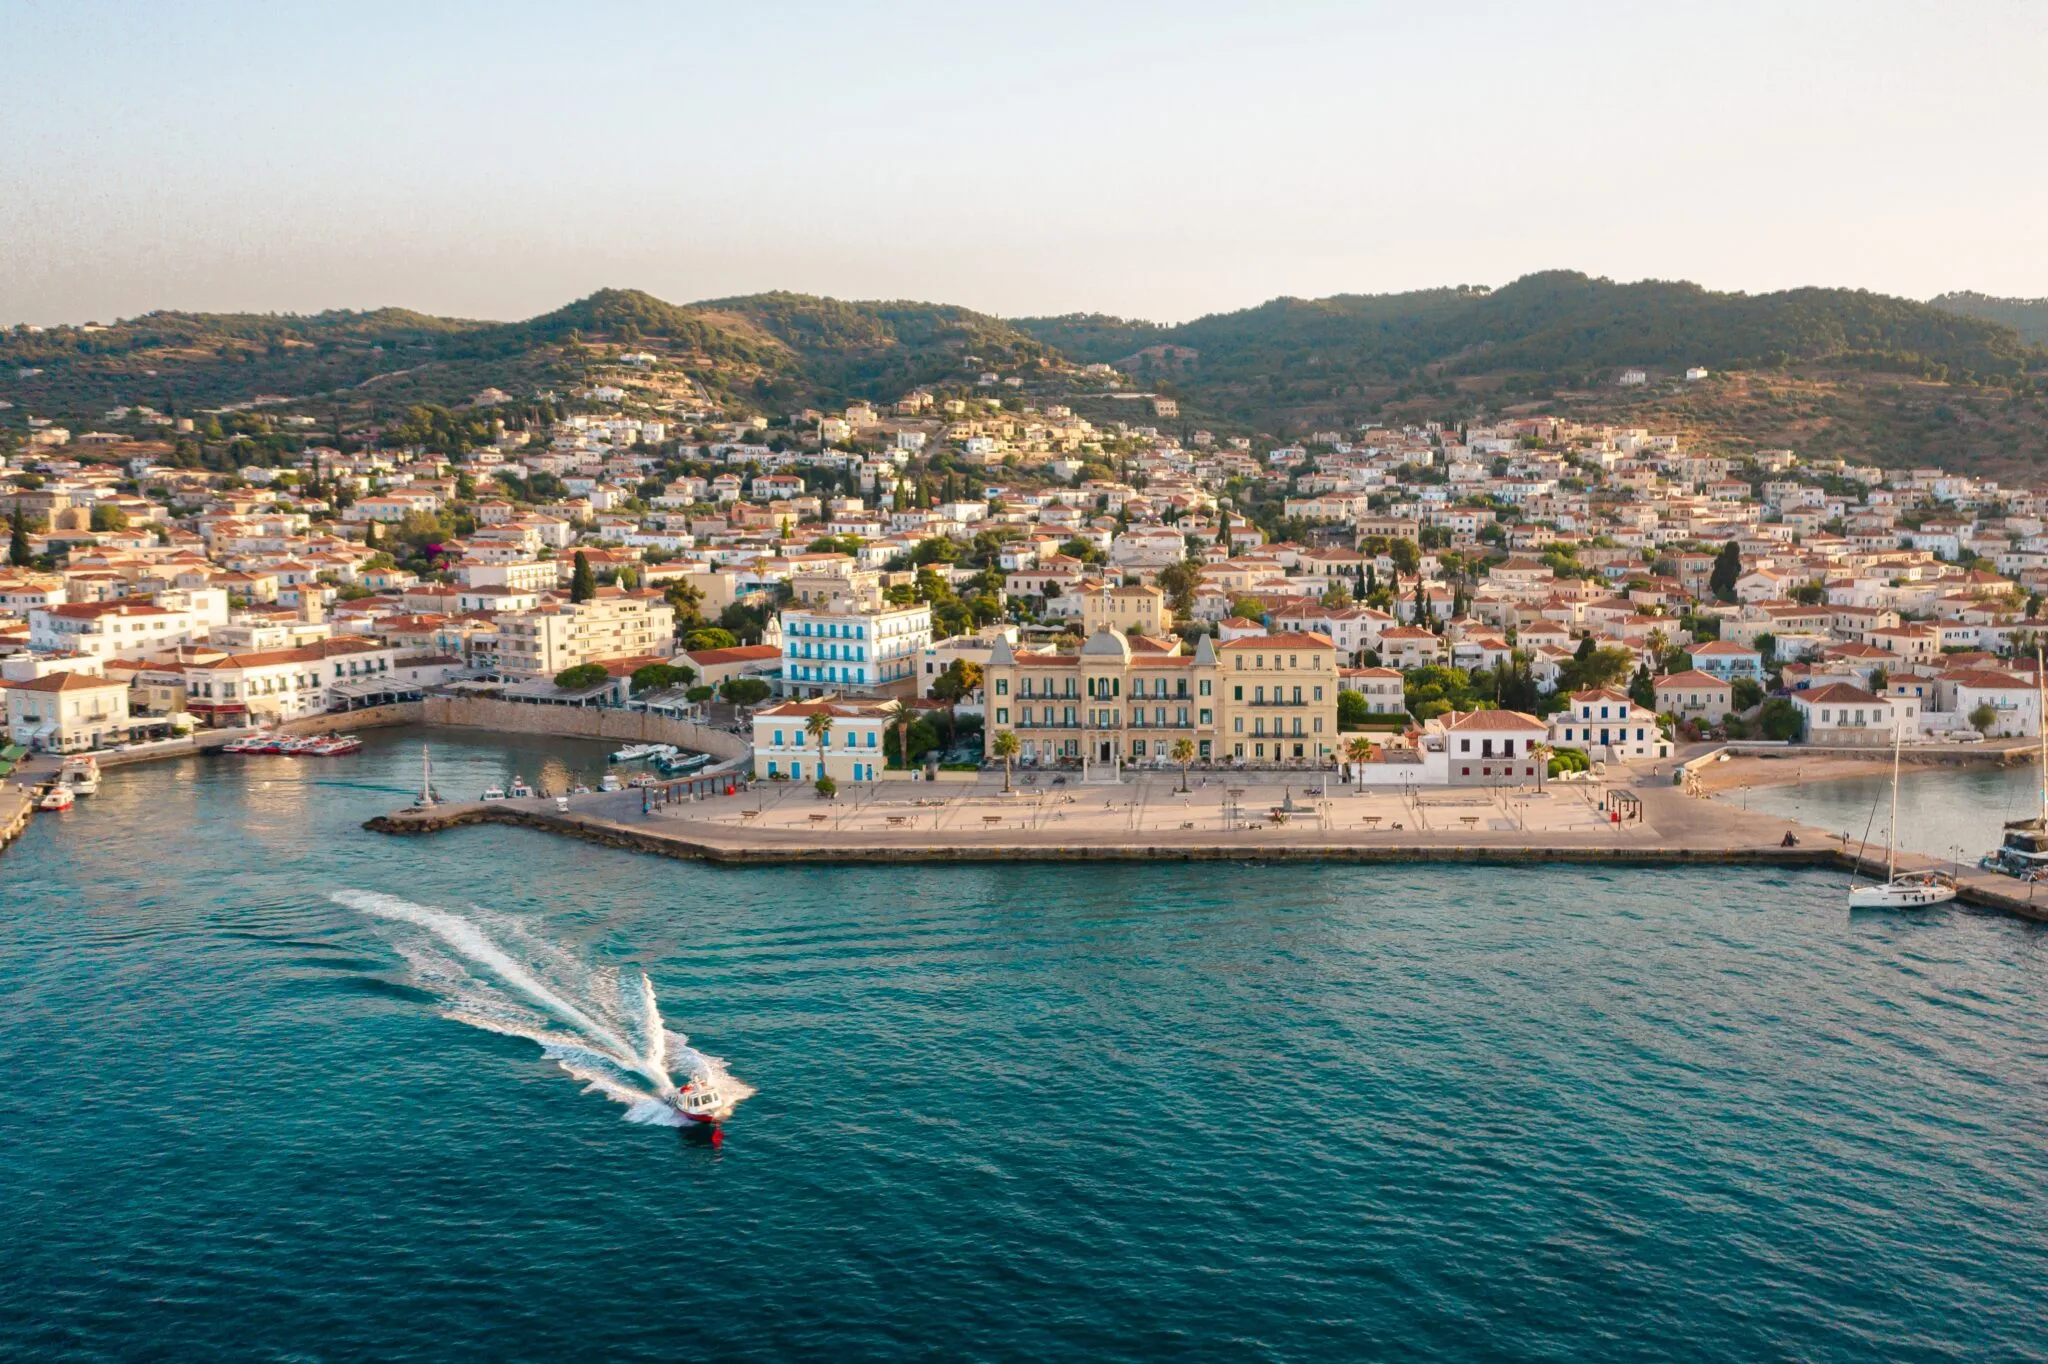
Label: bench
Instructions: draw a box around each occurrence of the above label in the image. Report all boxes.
[808,813,831,824]
[739,809,761,821]
[982,815,1002,826]
[1460,815,1480,831]
[885,815,911,828]
[1362,815,1381,829]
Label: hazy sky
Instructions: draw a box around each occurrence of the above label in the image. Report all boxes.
[4,1,2045,327]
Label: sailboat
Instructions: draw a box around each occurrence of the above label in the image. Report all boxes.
[1848,719,1956,909]
[1984,646,2048,877]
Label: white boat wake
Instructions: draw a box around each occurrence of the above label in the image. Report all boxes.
[333,889,753,1127]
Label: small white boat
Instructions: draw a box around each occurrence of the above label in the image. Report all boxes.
[37,785,75,812]
[480,786,507,801]
[509,776,534,799]
[599,773,623,792]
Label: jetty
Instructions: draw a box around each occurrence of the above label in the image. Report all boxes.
[366,769,2048,924]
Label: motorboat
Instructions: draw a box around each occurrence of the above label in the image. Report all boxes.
[662,1077,740,1127]
[304,734,362,756]
[58,756,100,796]
[599,773,623,792]
[37,785,75,812]
[610,742,678,764]
[1848,724,1956,910]
[480,786,507,801]
[654,751,712,777]
[509,776,534,799]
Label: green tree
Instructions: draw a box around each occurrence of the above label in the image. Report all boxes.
[630,662,695,694]
[1337,689,1370,729]
[1388,537,1420,575]
[663,577,706,628]
[814,774,838,799]
[7,508,29,567]
[1710,541,1743,602]
[929,658,983,705]
[1230,596,1267,622]
[1970,702,1998,733]
[1731,677,1764,711]
[1628,662,1657,712]
[1758,696,1802,741]
[992,729,1020,793]
[1057,537,1104,564]
[720,677,771,706]
[1155,559,1201,617]
[553,662,609,690]
[89,504,129,532]
[570,550,597,603]
[684,628,738,652]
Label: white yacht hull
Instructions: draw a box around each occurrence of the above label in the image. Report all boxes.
[1848,879,1957,909]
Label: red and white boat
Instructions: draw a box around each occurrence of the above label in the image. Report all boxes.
[662,1077,742,1127]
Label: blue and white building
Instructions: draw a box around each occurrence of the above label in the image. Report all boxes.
[779,602,932,699]
[752,699,894,784]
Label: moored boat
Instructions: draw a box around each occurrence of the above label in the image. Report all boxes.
[1849,723,1957,910]
[480,786,507,801]
[509,776,534,799]
[37,785,75,812]
[58,756,100,796]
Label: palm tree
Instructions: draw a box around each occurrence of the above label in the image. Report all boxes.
[805,710,834,789]
[992,730,1020,793]
[1645,626,1670,671]
[892,707,913,773]
[1345,735,1374,783]
[1171,738,1196,792]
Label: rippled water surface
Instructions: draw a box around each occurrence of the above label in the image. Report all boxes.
[5,730,2048,1360]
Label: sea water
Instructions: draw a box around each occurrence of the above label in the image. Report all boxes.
[3,729,2046,1360]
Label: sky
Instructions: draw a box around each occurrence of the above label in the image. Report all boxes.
[4,0,2045,327]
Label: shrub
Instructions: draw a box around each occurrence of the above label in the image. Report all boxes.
[814,775,838,798]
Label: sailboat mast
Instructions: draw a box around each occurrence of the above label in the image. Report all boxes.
[1887,722,1900,883]
[2036,645,2045,826]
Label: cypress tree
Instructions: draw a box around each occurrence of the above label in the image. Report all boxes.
[8,507,31,567]
[570,550,596,603]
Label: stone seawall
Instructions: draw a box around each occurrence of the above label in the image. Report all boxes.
[274,697,747,759]
[411,696,750,761]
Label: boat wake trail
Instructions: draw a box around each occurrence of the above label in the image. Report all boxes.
[332,889,753,1126]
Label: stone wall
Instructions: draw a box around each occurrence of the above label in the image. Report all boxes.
[414,696,751,761]
[283,703,426,736]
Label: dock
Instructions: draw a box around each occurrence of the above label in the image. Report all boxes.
[365,771,2048,924]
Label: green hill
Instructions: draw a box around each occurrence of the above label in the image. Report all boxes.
[5,274,2045,477]
[1019,271,2043,415]
[1929,292,2048,346]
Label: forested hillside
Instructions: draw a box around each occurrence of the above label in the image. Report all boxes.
[1930,292,2048,346]
[5,273,2045,477]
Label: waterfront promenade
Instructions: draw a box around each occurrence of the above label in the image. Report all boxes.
[362,764,2048,923]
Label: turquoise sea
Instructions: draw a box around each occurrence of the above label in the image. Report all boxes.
[4,729,2047,1360]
